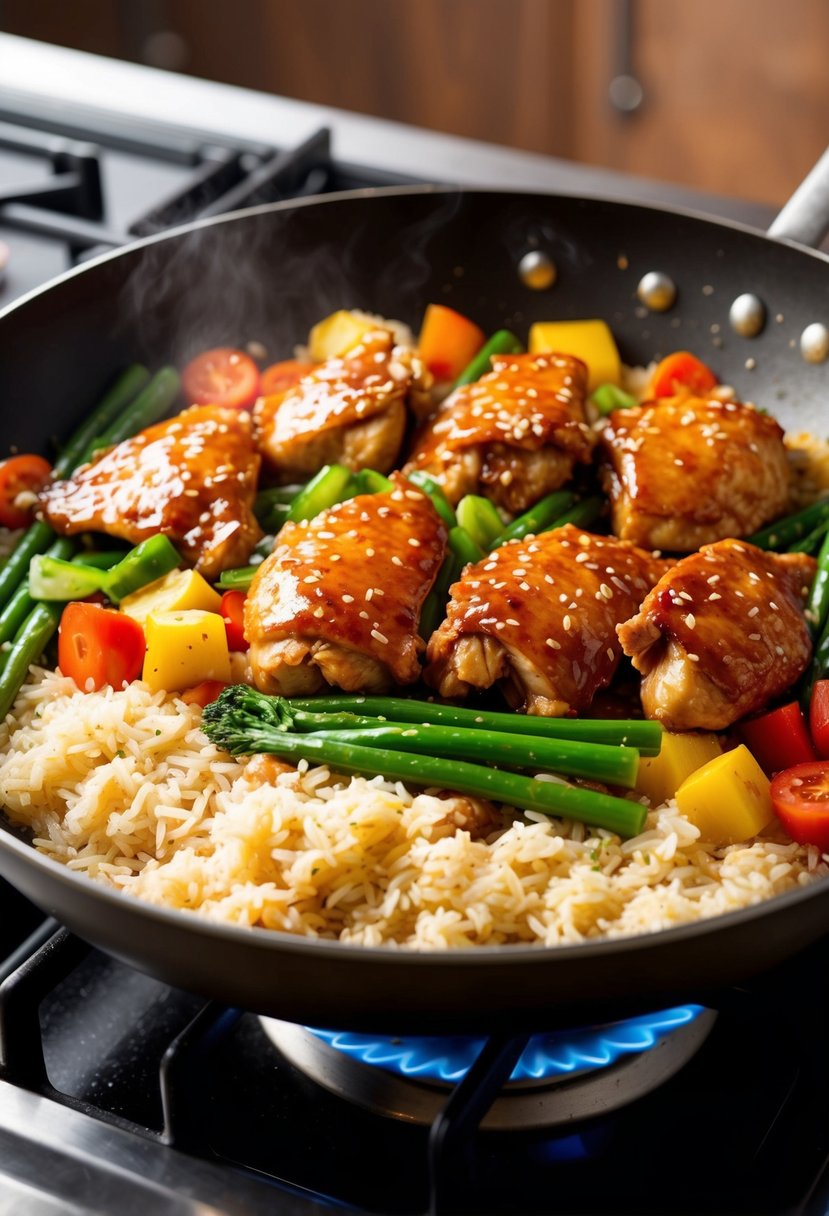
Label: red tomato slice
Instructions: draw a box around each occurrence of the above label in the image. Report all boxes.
[810,680,829,759]
[58,602,145,692]
[648,351,718,399]
[220,589,249,652]
[0,454,52,528]
[182,348,261,410]
[260,359,314,397]
[739,701,817,775]
[771,761,829,851]
[181,680,229,709]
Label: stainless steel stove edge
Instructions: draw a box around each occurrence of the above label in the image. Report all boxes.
[0,1079,328,1216]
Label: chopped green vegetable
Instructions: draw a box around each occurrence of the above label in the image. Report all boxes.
[102,535,181,602]
[590,383,637,415]
[540,495,606,533]
[789,519,829,556]
[0,602,61,718]
[447,525,484,567]
[350,469,393,495]
[456,495,504,552]
[202,685,648,836]
[452,329,524,388]
[405,471,457,528]
[216,565,258,591]
[806,528,829,638]
[748,496,829,551]
[286,464,353,524]
[29,555,105,602]
[492,491,576,548]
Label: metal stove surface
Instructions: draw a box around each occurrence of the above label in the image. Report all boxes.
[0,918,829,1216]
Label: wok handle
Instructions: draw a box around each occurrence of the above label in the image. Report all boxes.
[769,146,829,248]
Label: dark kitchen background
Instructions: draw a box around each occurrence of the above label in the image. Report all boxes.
[3,0,829,207]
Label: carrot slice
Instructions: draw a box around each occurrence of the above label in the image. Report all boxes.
[418,305,485,382]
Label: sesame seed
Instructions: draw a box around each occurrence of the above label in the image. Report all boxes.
[408,538,420,547]
[313,606,325,618]
[748,606,760,618]
[684,613,696,629]
[606,647,615,661]
[708,592,722,601]
[371,629,389,644]
[366,547,375,557]
[563,615,572,631]
[392,556,403,566]
[545,637,561,650]
[342,594,354,603]
[748,633,761,641]
[505,618,520,627]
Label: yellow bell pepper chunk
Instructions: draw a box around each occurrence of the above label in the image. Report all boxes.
[308,310,377,362]
[675,745,775,845]
[528,319,622,392]
[636,731,722,806]
[142,609,231,694]
[121,568,222,626]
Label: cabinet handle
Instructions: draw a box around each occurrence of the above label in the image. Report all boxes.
[608,0,644,116]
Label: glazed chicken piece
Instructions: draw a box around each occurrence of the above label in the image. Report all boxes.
[39,404,262,579]
[404,352,595,513]
[245,474,447,696]
[254,329,429,480]
[425,524,667,715]
[617,539,816,731]
[599,397,791,551]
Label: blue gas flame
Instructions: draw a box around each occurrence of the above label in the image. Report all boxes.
[309,1005,704,1084]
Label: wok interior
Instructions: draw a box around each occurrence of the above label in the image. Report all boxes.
[0,188,828,1028]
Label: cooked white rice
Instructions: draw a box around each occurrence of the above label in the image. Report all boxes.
[0,669,824,949]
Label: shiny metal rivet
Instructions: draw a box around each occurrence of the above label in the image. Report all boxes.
[800,322,829,363]
[636,271,676,312]
[518,250,557,290]
[729,293,766,338]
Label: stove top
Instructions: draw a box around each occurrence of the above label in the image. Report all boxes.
[2,912,829,1216]
[0,34,822,1216]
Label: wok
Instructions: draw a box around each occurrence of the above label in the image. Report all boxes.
[0,158,828,1034]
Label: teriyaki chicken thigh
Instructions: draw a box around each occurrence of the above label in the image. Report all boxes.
[425,524,667,715]
[599,397,791,551]
[405,352,595,514]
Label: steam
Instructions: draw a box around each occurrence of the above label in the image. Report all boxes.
[117,189,464,370]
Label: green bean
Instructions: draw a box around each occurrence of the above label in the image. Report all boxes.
[805,529,829,639]
[286,464,353,524]
[540,496,606,533]
[0,603,61,719]
[350,469,393,495]
[216,565,258,591]
[748,497,829,551]
[405,471,457,528]
[452,330,523,387]
[492,491,576,547]
[51,364,151,478]
[590,384,637,415]
[456,495,504,551]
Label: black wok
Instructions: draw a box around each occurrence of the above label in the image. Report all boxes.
[0,164,828,1033]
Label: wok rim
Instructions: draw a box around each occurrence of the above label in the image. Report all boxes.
[0,806,825,966]
[3,182,829,332]
[1,181,828,970]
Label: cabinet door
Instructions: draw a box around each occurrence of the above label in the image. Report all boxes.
[572,0,829,206]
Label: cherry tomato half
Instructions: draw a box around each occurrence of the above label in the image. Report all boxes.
[260,359,314,397]
[0,454,52,528]
[648,351,718,399]
[220,589,249,651]
[181,348,261,410]
[810,680,829,759]
[58,602,145,692]
[770,761,829,851]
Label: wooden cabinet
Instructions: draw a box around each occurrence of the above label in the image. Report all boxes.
[4,0,828,206]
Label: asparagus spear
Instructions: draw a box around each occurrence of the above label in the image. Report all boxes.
[202,686,647,837]
[286,695,663,754]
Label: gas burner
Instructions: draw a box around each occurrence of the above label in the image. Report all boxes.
[261,1007,717,1130]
